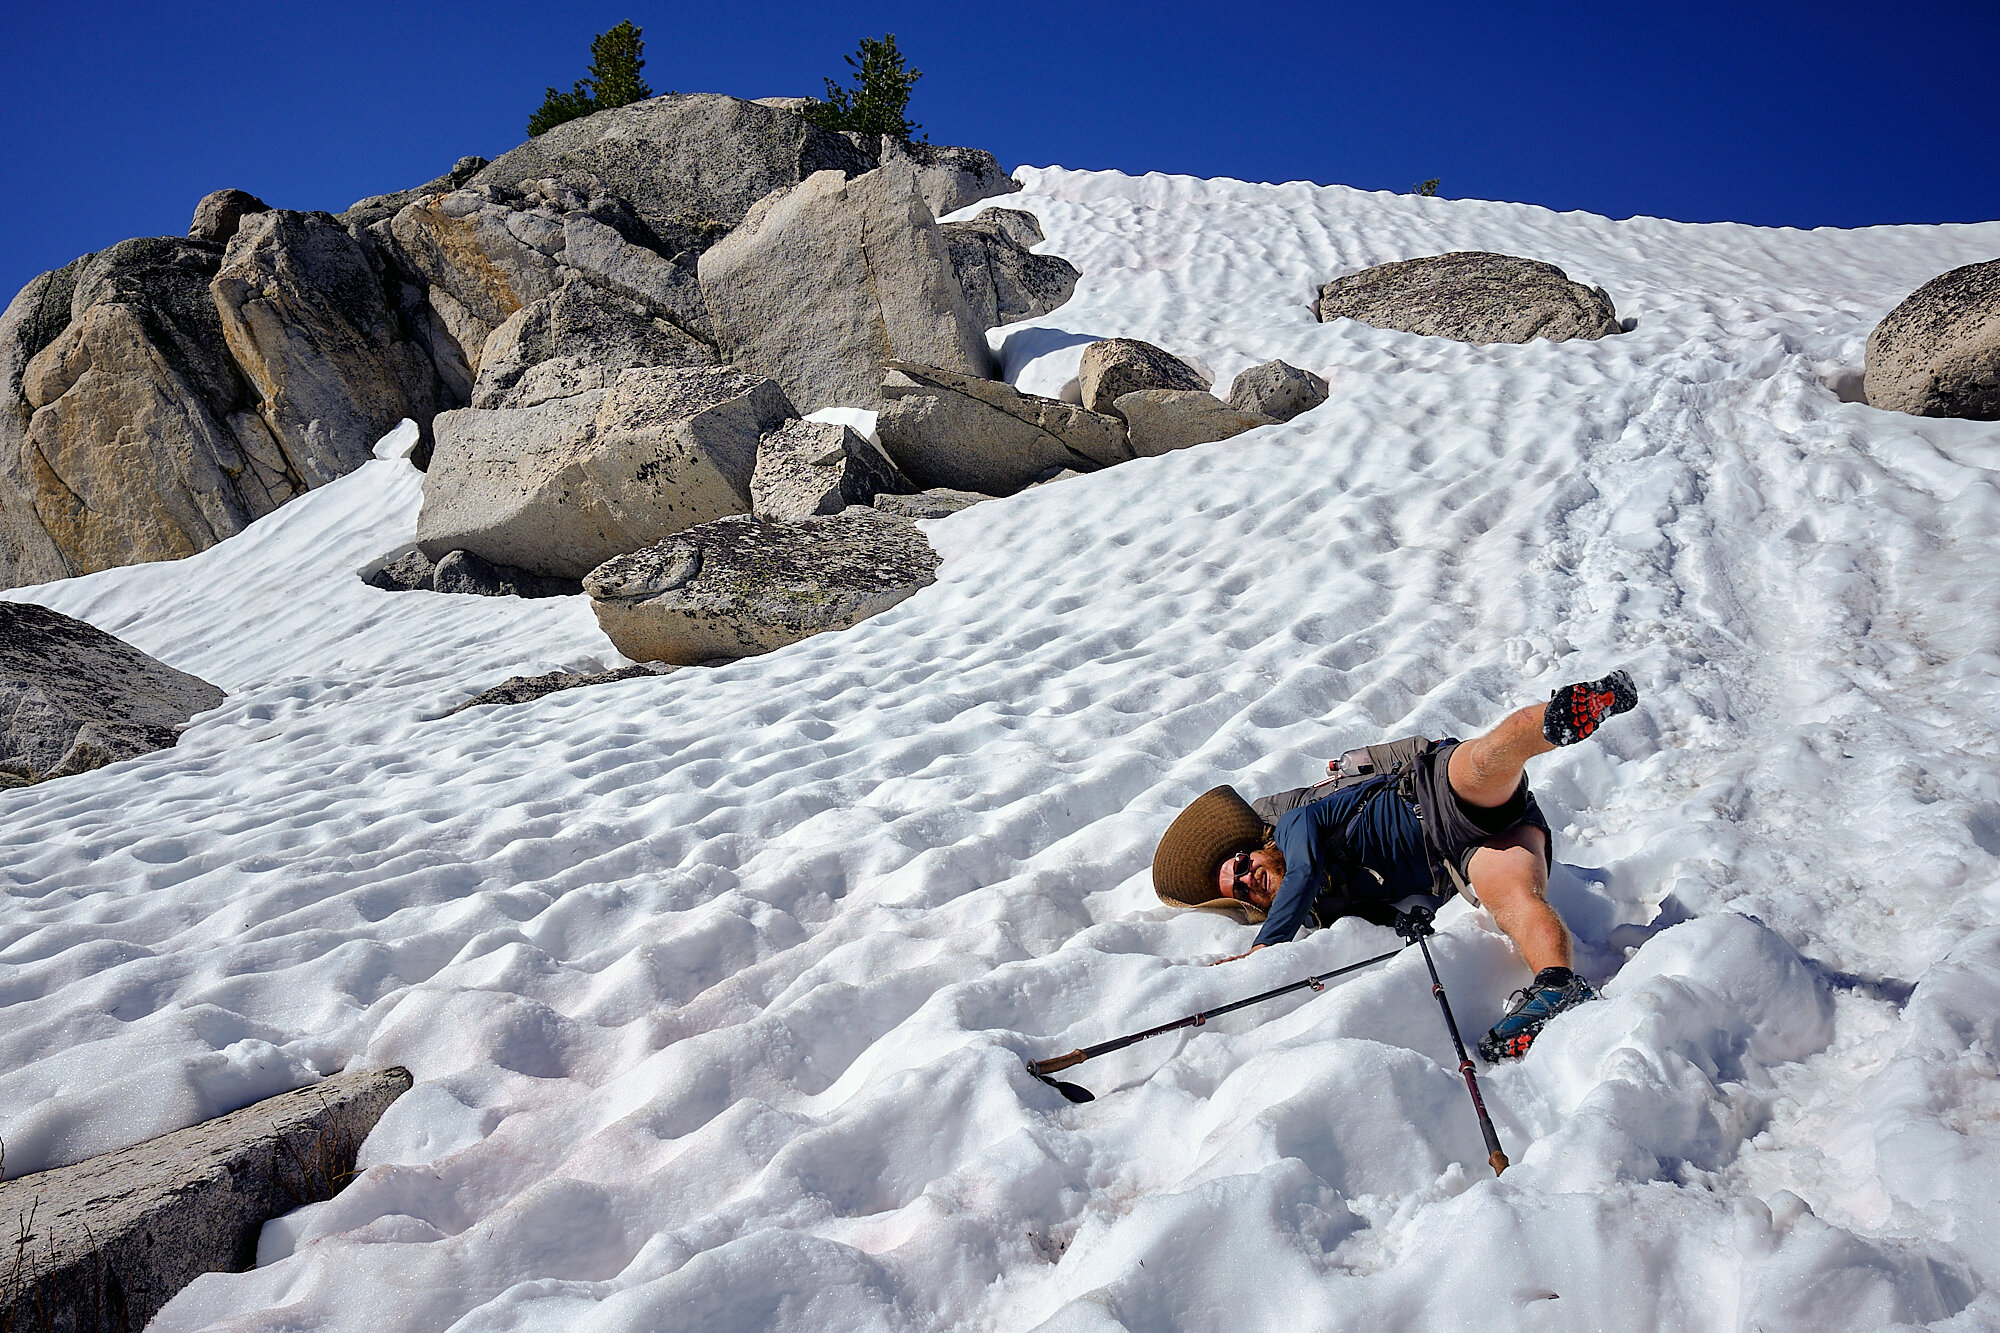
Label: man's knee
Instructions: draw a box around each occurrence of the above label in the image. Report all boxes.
[1467,835,1549,906]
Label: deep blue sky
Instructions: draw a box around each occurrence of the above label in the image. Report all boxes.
[4,1,1996,303]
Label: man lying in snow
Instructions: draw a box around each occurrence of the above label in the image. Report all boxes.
[1151,672,1638,1061]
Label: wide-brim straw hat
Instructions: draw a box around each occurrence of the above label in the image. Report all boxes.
[1152,785,1270,922]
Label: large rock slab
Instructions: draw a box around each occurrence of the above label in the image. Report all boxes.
[187,189,269,246]
[0,1068,410,1333]
[750,418,909,520]
[472,94,873,260]
[1115,389,1276,457]
[471,276,712,411]
[384,189,568,381]
[417,365,794,579]
[213,210,454,481]
[698,164,997,412]
[1227,359,1329,422]
[1077,338,1208,416]
[940,207,1080,331]
[1864,258,2000,420]
[874,361,1132,495]
[1314,251,1621,344]
[0,260,87,588]
[6,239,301,582]
[584,508,937,665]
[0,601,224,785]
[559,212,711,342]
[873,138,1021,218]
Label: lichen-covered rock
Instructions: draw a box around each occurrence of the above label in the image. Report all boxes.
[0,1067,410,1333]
[1114,389,1275,457]
[1314,251,1621,344]
[1864,258,2000,420]
[472,93,873,260]
[872,488,988,519]
[584,508,938,665]
[213,210,454,484]
[471,276,712,411]
[188,189,270,245]
[875,361,1132,495]
[416,365,795,579]
[751,418,909,520]
[940,207,1080,331]
[0,600,224,785]
[1227,359,1329,422]
[1077,339,1208,416]
[698,164,996,412]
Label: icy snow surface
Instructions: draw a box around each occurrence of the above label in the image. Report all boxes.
[5,169,2000,1331]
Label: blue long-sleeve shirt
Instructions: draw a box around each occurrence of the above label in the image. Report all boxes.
[1252,778,1434,948]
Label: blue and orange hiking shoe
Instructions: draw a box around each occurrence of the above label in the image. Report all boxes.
[1478,968,1599,1062]
[1542,670,1638,747]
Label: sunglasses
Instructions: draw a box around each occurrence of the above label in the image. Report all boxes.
[1224,850,1255,898]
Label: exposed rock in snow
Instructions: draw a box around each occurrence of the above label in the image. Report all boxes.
[0,600,222,784]
[1115,387,1275,457]
[940,206,1080,331]
[1077,337,1209,416]
[1864,257,2000,419]
[750,418,909,521]
[1228,358,1329,422]
[875,360,1131,494]
[1315,250,1622,344]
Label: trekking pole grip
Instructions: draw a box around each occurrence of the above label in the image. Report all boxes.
[1028,1050,1087,1075]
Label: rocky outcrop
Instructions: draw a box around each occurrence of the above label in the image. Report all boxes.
[875,362,1132,494]
[1115,389,1275,457]
[559,211,711,341]
[213,210,454,481]
[188,189,270,246]
[1077,339,1208,416]
[584,508,938,665]
[471,93,874,260]
[9,238,294,578]
[416,365,794,579]
[1227,359,1329,422]
[0,261,86,588]
[383,187,570,382]
[471,276,712,411]
[339,155,489,229]
[940,207,1080,331]
[750,418,909,520]
[1864,258,2000,420]
[873,488,988,519]
[0,1067,410,1333]
[698,164,997,412]
[1315,251,1621,344]
[873,138,1021,218]
[0,600,224,786]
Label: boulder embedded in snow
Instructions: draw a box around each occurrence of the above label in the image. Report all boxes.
[472,93,874,260]
[940,207,1080,331]
[873,138,1022,219]
[1115,389,1276,457]
[697,163,997,412]
[751,418,910,521]
[1314,251,1621,344]
[450,663,670,714]
[1864,258,2000,420]
[0,1067,410,1333]
[6,239,305,583]
[874,361,1132,495]
[872,488,988,519]
[1077,338,1209,416]
[416,365,794,580]
[213,209,454,478]
[364,547,437,592]
[1227,359,1329,422]
[470,276,712,411]
[431,548,581,598]
[0,601,224,785]
[188,189,270,246]
[585,508,938,665]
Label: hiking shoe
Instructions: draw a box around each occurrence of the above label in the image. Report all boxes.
[1542,670,1638,747]
[1478,968,1599,1062]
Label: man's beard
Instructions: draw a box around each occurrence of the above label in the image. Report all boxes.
[1260,841,1286,882]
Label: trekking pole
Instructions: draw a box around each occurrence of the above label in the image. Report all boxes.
[1025,943,1406,1102]
[1393,904,1509,1176]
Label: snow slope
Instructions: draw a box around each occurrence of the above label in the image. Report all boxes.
[4,169,1999,1331]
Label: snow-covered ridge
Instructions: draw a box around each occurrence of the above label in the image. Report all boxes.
[4,168,1998,1330]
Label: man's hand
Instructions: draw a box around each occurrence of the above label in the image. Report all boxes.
[1211,944,1266,966]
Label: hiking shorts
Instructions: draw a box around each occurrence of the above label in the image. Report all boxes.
[1415,739,1554,903]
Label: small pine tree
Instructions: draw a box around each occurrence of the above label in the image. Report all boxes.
[1413,178,1441,197]
[587,20,651,110]
[803,34,923,141]
[526,21,651,137]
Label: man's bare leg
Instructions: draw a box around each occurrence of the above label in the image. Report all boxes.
[1467,826,1567,972]
[1447,703,1553,808]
